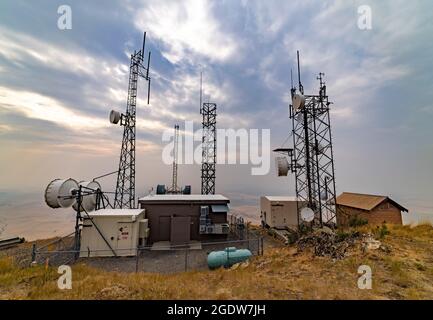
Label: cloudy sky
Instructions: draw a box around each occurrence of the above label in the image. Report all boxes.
[0,0,432,214]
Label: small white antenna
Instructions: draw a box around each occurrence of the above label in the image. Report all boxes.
[200,71,203,114]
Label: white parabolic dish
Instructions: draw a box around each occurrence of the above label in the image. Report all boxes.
[300,207,315,222]
[109,110,121,124]
[292,93,305,112]
[45,178,78,208]
[72,180,101,212]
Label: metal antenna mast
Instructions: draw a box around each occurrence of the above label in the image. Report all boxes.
[199,71,203,113]
[111,31,151,209]
[278,51,337,228]
[167,124,181,194]
[200,74,217,195]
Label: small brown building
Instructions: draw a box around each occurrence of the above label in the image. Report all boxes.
[336,192,408,226]
[138,194,230,245]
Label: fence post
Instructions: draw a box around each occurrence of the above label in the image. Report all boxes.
[261,237,264,256]
[246,223,250,250]
[184,248,188,272]
[135,247,139,273]
[31,243,36,263]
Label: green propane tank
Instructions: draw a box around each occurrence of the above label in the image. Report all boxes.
[207,247,252,269]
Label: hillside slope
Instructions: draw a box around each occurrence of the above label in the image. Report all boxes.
[1,224,432,299]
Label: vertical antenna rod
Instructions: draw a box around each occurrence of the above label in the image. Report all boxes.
[297,50,304,94]
[199,71,203,114]
[142,31,146,60]
[291,69,294,90]
[146,51,151,104]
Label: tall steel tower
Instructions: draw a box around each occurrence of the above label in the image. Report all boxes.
[276,51,337,228]
[201,102,217,195]
[167,124,181,194]
[110,32,151,209]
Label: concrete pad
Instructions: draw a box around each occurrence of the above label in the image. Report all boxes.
[188,241,202,250]
[151,241,171,251]
[151,240,202,250]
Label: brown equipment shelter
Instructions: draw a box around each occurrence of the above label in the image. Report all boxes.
[336,192,408,226]
[138,194,230,244]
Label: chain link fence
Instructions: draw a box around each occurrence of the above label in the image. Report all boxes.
[26,214,263,273]
[29,236,263,273]
[134,237,263,273]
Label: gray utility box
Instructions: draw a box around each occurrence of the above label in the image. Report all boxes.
[80,209,147,257]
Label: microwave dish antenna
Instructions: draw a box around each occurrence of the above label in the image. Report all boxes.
[44,178,78,208]
[300,207,315,222]
[292,93,305,112]
[109,110,121,124]
[72,181,101,212]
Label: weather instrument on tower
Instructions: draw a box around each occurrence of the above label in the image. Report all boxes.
[274,51,337,229]
[109,32,152,209]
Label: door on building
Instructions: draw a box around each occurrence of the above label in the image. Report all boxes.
[170,216,191,245]
[190,216,199,240]
[158,216,171,241]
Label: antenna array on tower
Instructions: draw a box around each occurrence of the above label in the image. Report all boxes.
[110,32,152,209]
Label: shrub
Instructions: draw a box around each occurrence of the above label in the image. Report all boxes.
[374,224,390,239]
[348,216,368,227]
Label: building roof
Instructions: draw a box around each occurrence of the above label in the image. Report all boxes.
[139,194,230,203]
[262,196,299,202]
[336,192,408,212]
[88,209,145,217]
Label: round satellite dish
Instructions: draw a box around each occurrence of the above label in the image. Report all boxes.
[292,93,305,112]
[72,181,101,212]
[45,178,78,209]
[109,110,121,124]
[300,207,314,222]
[276,157,289,176]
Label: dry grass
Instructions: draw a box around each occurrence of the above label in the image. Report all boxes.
[0,224,432,300]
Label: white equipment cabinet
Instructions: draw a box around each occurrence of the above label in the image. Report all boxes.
[80,209,147,257]
[260,196,302,230]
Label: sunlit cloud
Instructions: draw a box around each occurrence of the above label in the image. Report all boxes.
[0,123,13,134]
[0,86,108,132]
[133,0,239,63]
[0,27,129,82]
